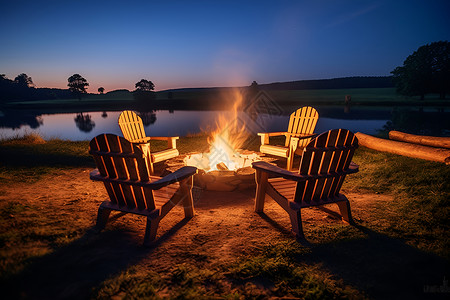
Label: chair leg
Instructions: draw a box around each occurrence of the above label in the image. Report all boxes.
[254,170,269,212]
[336,201,355,225]
[287,137,299,171]
[288,209,306,241]
[95,206,112,231]
[286,155,294,171]
[182,190,195,219]
[144,217,160,246]
[148,162,155,175]
[140,143,155,175]
[180,177,195,218]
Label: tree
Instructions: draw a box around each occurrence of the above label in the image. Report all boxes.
[67,74,89,96]
[391,41,450,99]
[98,87,105,94]
[14,73,34,87]
[135,79,155,92]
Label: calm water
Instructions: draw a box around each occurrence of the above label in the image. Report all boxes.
[0,106,449,141]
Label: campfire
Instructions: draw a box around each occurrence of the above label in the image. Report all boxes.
[184,90,260,172]
[165,90,274,191]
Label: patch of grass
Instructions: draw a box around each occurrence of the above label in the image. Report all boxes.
[94,263,226,299]
[0,133,46,145]
[0,197,84,279]
[93,267,161,299]
[349,147,449,224]
[346,147,450,257]
[227,241,365,299]
[0,136,91,183]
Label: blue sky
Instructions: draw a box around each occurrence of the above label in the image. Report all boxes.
[1,0,449,92]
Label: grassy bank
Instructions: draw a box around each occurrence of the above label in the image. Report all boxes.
[0,135,449,299]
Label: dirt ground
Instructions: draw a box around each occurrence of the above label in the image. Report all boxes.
[3,167,448,299]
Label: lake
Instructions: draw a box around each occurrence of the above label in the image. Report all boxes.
[0,105,449,141]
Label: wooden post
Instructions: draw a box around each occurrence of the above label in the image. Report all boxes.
[345,95,351,104]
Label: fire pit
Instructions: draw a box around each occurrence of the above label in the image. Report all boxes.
[165,150,275,192]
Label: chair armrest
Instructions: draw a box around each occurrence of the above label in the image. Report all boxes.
[252,161,360,181]
[90,166,197,190]
[148,166,197,189]
[258,132,287,145]
[252,161,308,181]
[149,136,179,149]
[149,136,179,141]
[257,132,287,137]
[290,133,317,140]
[131,137,151,144]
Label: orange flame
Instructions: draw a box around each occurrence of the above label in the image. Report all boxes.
[206,90,249,170]
[185,89,252,171]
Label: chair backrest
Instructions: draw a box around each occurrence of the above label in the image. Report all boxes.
[285,106,319,147]
[118,110,148,143]
[294,129,358,203]
[89,133,156,210]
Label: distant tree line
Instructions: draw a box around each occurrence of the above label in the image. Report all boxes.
[0,73,71,102]
[259,76,394,90]
[0,73,157,103]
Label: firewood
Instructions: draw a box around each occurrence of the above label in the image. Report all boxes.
[216,162,229,170]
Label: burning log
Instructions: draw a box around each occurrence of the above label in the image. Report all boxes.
[355,132,450,164]
[216,162,229,171]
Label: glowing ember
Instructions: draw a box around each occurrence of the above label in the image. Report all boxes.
[184,151,261,172]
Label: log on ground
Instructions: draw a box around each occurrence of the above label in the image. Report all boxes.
[355,132,450,164]
[389,130,450,149]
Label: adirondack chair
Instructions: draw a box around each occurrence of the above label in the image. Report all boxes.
[258,106,319,171]
[118,110,179,174]
[252,129,359,243]
[89,133,197,246]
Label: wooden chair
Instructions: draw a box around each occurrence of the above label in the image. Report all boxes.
[89,133,197,246]
[118,110,179,174]
[252,129,359,243]
[258,106,319,171]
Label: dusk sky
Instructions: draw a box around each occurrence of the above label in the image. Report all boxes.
[1,0,449,92]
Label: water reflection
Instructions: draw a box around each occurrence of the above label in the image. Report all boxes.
[0,110,43,129]
[0,106,448,141]
[137,110,157,126]
[74,113,95,132]
[382,107,450,136]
